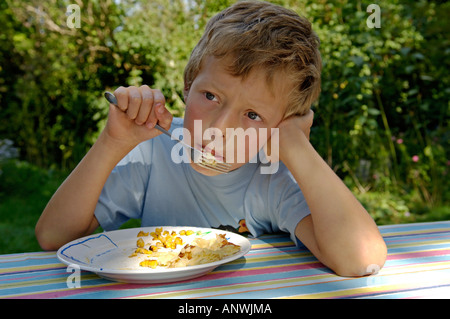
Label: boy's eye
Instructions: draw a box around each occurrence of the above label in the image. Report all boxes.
[246,111,262,121]
[205,92,217,101]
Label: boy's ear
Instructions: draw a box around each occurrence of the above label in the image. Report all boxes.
[183,83,190,102]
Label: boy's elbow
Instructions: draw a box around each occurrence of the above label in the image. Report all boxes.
[332,239,388,277]
[35,221,64,251]
[35,226,57,251]
[35,215,98,251]
[38,240,59,252]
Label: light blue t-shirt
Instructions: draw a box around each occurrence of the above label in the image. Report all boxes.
[94,118,311,245]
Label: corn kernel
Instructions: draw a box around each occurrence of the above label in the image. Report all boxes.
[175,237,183,245]
[135,247,151,254]
[155,227,163,234]
[137,238,145,248]
[186,230,194,236]
[139,259,158,268]
[137,231,149,237]
[179,230,186,236]
[150,245,159,252]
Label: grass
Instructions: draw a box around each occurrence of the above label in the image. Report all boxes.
[0,160,67,254]
[0,159,448,254]
[0,195,47,254]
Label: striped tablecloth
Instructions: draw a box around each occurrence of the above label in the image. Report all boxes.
[1,221,450,299]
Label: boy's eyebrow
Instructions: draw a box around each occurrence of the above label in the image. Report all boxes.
[239,81,281,118]
[202,78,226,97]
[212,80,274,117]
[194,73,228,100]
[196,66,282,120]
[242,96,277,119]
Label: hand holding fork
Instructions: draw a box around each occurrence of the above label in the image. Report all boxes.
[104,86,231,173]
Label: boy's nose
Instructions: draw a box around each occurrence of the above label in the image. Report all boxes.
[209,107,238,138]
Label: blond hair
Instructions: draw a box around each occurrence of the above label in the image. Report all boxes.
[183,0,322,117]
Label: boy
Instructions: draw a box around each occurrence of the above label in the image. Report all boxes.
[36,0,386,276]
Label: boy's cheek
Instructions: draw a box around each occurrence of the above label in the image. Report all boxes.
[183,109,205,143]
[224,134,263,164]
[184,102,212,130]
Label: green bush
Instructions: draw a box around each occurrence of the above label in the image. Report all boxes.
[0,0,448,253]
[357,190,450,226]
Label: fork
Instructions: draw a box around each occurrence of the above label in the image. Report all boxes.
[104,91,231,173]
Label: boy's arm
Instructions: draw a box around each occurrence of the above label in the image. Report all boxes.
[277,114,387,277]
[35,86,172,250]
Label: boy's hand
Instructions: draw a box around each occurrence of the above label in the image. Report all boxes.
[104,85,173,148]
[264,110,314,163]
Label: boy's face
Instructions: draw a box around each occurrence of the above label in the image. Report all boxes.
[183,56,289,176]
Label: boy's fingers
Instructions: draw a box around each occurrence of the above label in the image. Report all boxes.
[126,86,141,120]
[135,85,153,125]
[114,86,128,112]
[112,85,168,132]
[145,89,166,128]
[152,89,166,107]
[155,103,173,131]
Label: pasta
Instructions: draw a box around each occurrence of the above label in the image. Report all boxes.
[129,228,240,269]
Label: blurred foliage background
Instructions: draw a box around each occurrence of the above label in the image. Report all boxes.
[0,0,449,253]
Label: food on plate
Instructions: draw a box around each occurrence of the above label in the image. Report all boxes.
[167,233,240,268]
[130,228,241,269]
[136,238,145,248]
[139,259,158,268]
[137,231,149,237]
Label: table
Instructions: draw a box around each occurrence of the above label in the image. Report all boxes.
[1,221,450,299]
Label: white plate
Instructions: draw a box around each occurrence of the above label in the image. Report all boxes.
[57,226,251,284]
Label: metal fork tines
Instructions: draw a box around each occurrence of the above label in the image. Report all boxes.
[104,91,232,173]
[198,150,231,173]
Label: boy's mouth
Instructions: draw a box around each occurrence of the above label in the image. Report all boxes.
[197,144,225,163]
